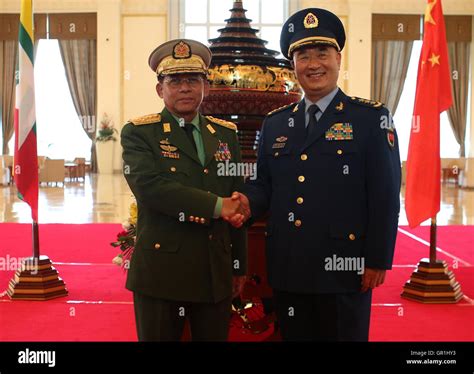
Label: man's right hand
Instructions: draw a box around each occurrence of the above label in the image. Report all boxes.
[221,192,251,228]
[221,194,243,222]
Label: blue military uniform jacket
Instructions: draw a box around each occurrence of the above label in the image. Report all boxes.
[243,88,401,294]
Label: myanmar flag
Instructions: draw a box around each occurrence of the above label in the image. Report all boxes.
[14,0,38,222]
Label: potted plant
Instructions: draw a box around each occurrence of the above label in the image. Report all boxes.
[96,113,118,142]
[95,113,117,174]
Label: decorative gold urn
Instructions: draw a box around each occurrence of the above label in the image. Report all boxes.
[201,0,302,161]
[201,1,303,306]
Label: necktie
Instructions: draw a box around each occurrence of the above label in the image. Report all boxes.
[184,123,197,152]
[306,104,320,137]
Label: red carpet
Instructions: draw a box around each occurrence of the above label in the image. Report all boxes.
[0,223,472,341]
[370,225,473,341]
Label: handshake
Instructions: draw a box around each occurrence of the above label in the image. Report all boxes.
[220,192,251,228]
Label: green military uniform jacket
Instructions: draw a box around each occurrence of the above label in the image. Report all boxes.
[121,107,247,303]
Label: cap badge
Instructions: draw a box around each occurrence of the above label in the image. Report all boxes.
[173,41,191,59]
[304,13,319,29]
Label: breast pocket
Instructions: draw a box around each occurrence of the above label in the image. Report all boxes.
[319,142,358,157]
[265,147,294,185]
[158,164,190,185]
[319,142,362,183]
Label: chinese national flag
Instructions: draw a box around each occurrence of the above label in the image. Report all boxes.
[405,0,452,228]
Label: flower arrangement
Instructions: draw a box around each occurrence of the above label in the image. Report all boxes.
[111,200,137,269]
[96,113,118,142]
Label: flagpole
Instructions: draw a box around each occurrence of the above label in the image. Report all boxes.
[7,0,67,300]
[401,0,462,303]
[31,0,39,261]
[32,221,40,259]
[429,216,437,263]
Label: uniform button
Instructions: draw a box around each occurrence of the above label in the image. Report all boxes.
[349,233,356,241]
[208,234,213,240]
[154,243,161,249]
[189,216,194,222]
[264,231,268,237]
[170,166,177,172]
[295,220,302,227]
[274,152,279,157]
[298,176,305,182]
[200,218,206,224]
[301,154,308,161]
[297,197,304,204]
[337,149,343,155]
[203,168,209,174]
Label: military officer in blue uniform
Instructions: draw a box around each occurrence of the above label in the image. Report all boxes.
[121,39,247,341]
[234,8,401,341]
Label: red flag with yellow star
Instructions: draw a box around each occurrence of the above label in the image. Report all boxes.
[405,0,452,228]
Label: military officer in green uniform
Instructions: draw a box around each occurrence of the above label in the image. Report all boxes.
[121,39,248,341]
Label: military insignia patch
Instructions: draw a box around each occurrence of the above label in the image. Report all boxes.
[214,141,232,161]
[207,124,216,135]
[304,12,319,29]
[325,123,353,141]
[163,123,171,133]
[272,136,287,149]
[387,128,395,148]
[159,139,180,159]
[173,41,191,59]
[335,102,344,111]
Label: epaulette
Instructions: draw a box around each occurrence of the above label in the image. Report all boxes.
[205,116,237,131]
[129,113,161,126]
[349,97,384,109]
[267,102,298,116]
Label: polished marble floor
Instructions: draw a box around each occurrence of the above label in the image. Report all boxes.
[0,174,134,224]
[0,173,473,225]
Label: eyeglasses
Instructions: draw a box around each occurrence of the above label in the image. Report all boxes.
[163,76,204,88]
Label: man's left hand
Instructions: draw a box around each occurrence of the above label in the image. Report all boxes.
[232,275,247,298]
[361,268,386,292]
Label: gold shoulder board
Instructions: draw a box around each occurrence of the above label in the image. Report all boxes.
[349,97,383,110]
[129,113,162,126]
[267,102,297,116]
[205,116,237,131]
